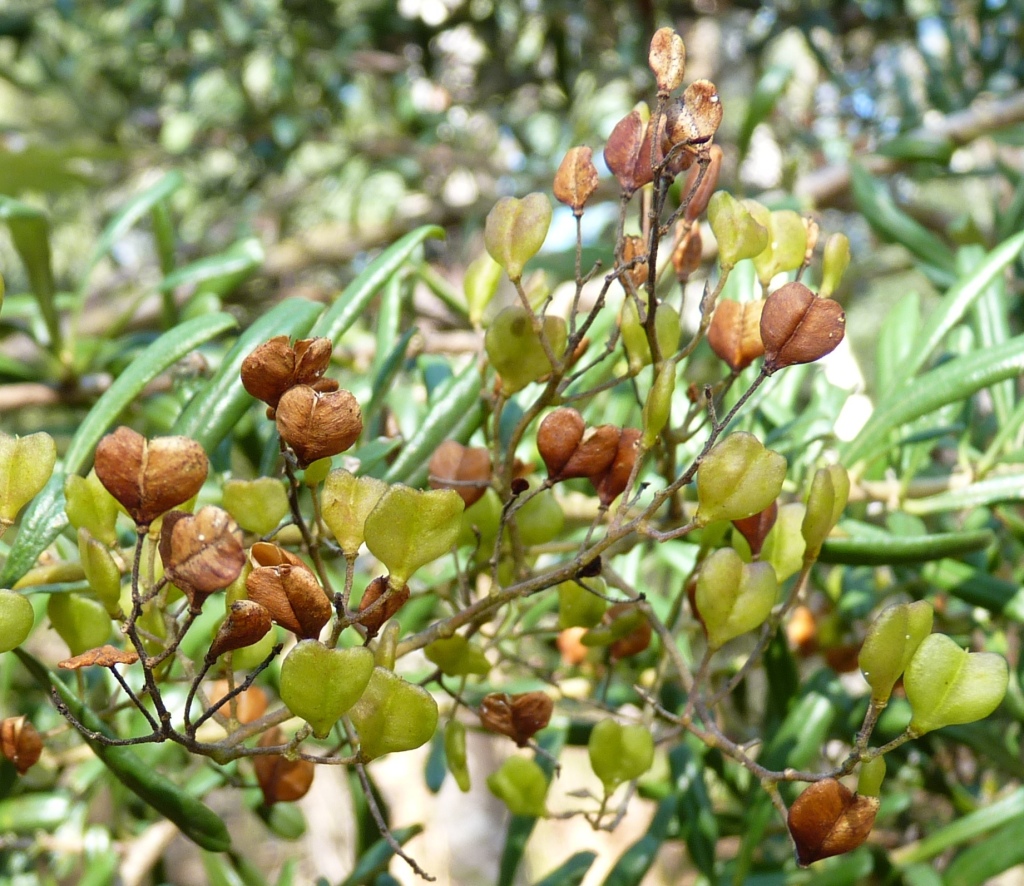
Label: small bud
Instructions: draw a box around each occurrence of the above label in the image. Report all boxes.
[707,192,769,269]
[428,441,491,508]
[254,727,316,804]
[819,233,851,298]
[760,282,846,374]
[553,146,600,214]
[788,778,879,866]
[160,507,245,611]
[0,716,42,775]
[484,193,552,281]
[94,427,208,528]
[479,691,554,747]
[695,432,786,527]
[241,336,334,413]
[358,575,410,639]
[604,105,653,195]
[801,464,850,562]
[275,386,362,468]
[904,633,1007,735]
[641,361,676,448]
[208,600,273,661]
[707,299,765,373]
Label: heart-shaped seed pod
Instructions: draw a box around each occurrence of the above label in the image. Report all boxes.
[707,191,770,270]
[245,556,332,640]
[858,601,933,706]
[0,431,56,529]
[553,146,600,215]
[240,335,335,413]
[904,633,1008,734]
[694,548,778,649]
[424,635,491,677]
[47,593,112,657]
[320,470,388,559]
[428,441,492,508]
[0,590,35,654]
[732,500,778,558]
[485,306,568,394]
[746,205,808,287]
[537,408,584,477]
[589,428,641,507]
[483,193,552,281]
[358,575,410,639]
[588,719,655,793]
[760,282,846,374]
[788,778,879,866]
[254,727,316,804]
[207,600,273,662]
[648,27,686,94]
[0,716,42,775]
[801,463,850,562]
[280,641,375,738]
[94,427,208,528]
[606,602,653,660]
[208,681,269,724]
[604,105,653,195]
[708,299,766,373]
[695,432,787,527]
[487,756,549,817]
[159,507,245,611]
[222,478,290,537]
[275,386,362,468]
[479,691,554,747]
[558,579,608,629]
[349,667,439,760]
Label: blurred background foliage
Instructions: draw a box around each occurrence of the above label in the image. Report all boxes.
[3,0,1024,884]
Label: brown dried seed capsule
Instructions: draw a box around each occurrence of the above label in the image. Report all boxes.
[94,427,208,528]
[254,727,316,804]
[788,778,879,866]
[760,282,845,374]
[671,224,703,282]
[428,440,492,508]
[648,27,686,94]
[664,80,723,153]
[537,408,585,478]
[275,385,363,468]
[604,108,653,195]
[479,691,554,746]
[207,600,273,661]
[560,425,620,481]
[246,559,332,640]
[683,144,723,222]
[553,146,600,214]
[589,428,641,507]
[621,235,649,291]
[0,716,42,775]
[606,603,652,661]
[732,500,778,558]
[209,681,269,724]
[708,299,766,373]
[358,575,410,639]
[159,506,246,611]
[241,336,334,412]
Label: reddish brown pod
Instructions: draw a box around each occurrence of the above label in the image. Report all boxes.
[207,600,273,661]
[732,500,778,558]
[553,146,600,215]
[788,778,878,866]
[246,544,332,639]
[708,300,766,373]
[94,427,208,528]
[254,727,315,804]
[537,408,619,482]
[428,441,491,507]
[0,716,42,775]
[240,336,336,414]
[275,386,363,467]
[358,575,410,639]
[589,429,641,507]
[479,691,554,747]
[159,507,246,611]
[605,108,654,195]
[760,282,845,375]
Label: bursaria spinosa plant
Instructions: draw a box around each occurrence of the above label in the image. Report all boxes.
[0,25,1010,881]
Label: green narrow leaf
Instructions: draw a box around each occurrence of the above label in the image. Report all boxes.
[894,229,1024,384]
[381,360,485,486]
[966,248,1014,425]
[670,741,717,880]
[921,559,1024,620]
[160,236,264,297]
[892,787,1024,866]
[497,725,566,886]
[761,692,834,770]
[336,825,423,886]
[172,297,322,451]
[65,311,238,474]
[875,292,920,396]
[13,649,232,851]
[312,225,445,342]
[819,529,994,564]
[601,795,676,886]
[876,133,955,164]
[903,475,1024,515]
[840,335,1024,470]
[79,171,184,295]
[0,195,59,346]
[850,163,955,278]
[532,851,598,886]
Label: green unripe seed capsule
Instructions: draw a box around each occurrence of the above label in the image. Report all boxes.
[858,601,933,706]
[484,306,568,394]
[802,464,850,562]
[857,756,886,798]
[486,756,548,817]
[483,193,552,282]
[320,470,388,560]
[760,502,806,582]
[621,300,681,373]
[0,432,57,528]
[642,362,676,448]
[78,528,123,617]
[707,192,769,270]
[819,233,851,298]
[695,433,786,527]
[514,489,564,547]
[464,252,503,326]
[349,667,439,760]
[65,470,120,547]
[445,720,471,792]
[279,641,374,739]
[424,635,491,677]
[222,478,290,537]
[0,590,34,653]
[904,633,1008,735]
[588,719,655,793]
[48,593,112,657]
[694,548,777,649]
[557,580,607,629]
